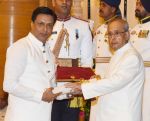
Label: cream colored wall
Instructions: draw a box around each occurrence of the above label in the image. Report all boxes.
[126,0,138,28]
[81,0,88,20]
[90,0,104,30]
[120,0,138,28]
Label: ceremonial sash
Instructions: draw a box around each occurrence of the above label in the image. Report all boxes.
[52,28,68,58]
[52,28,83,108]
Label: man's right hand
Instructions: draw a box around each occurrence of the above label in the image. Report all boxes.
[42,88,61,103]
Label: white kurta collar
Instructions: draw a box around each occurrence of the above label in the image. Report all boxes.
[115,42,132,55]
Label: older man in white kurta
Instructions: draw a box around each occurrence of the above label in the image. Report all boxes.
[91,0,122,120]
[3,7,59,121]
[66,18,145,121]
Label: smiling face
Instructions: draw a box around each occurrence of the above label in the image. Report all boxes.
[31,14,54,43]
[53,0,72,18]
[107,19,129,51]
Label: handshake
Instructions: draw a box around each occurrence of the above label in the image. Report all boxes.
[51,75,100,100]
[52,82,83,99]
[42,82,82,103]
[42,75,99,103]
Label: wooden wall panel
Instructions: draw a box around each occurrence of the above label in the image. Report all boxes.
[0,0,39,99]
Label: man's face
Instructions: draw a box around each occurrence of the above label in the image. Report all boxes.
[31,14,54,43]
[108,21,129,51]
[99,1,116,20]
[54,0,72,16]
[135,0,147,20]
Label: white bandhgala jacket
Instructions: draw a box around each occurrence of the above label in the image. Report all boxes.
[82,42,144,121]
[3,33,56,121]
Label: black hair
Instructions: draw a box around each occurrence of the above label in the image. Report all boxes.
[31,6,57,24]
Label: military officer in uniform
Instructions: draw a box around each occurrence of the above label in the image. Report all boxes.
[48,0,93,121]
[130,0,150,121]
[93,0,122,77]
[91,0,122,120]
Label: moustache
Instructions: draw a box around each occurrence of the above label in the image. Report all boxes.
[99,9,103,13]
[41,33,48,36]
[61,4,67,8]
[135,9,140,13]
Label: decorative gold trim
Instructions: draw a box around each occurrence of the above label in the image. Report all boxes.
[56,79,81,82]
[95,57,111,63]
[144,61,150,67]
[140,16,150,24]
[57,58,79,67]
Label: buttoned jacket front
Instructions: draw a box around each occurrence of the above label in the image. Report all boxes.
[82,43,144,121]
[93,24,112,77]
[3,33,56,121]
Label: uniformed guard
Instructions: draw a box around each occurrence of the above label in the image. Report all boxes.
[91,0,122,121]
[48,0,93,121]
[93,0,122,78]
[130,0,150,121]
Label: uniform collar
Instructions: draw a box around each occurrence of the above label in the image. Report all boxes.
[140,16,150,24]
[105,15,119,24]
[57,15,71,22]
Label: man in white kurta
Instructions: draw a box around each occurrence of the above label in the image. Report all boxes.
[66,18,145,121]
[130,0,150,121]
[92,0,122,120]
[3,7,59,121]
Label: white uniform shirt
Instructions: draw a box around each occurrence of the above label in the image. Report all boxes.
[82,42,144,121]
[130,21,150,61]
[130,20,150,121]
[91,23,112,121]
[49,17,93,67]
[48,17,93,99]
[93,24,112,78]
[3,32,56,121]
[94,24,112,58]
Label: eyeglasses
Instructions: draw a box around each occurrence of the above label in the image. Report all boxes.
[107,30,127,38]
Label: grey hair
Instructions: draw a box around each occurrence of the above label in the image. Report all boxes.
[108,18,129,32]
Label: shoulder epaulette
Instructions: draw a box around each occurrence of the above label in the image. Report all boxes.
[140,16,150,24]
